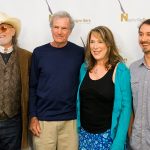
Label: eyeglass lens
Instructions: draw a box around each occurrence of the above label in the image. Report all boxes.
[0,24,13,33]
[0,26,8,33]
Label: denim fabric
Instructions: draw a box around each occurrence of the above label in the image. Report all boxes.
[0,114,22,150]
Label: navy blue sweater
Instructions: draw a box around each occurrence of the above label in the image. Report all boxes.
[29,42,84,121]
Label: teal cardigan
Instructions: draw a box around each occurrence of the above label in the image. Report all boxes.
[77,62,132,150]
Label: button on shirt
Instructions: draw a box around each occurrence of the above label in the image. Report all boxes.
[130,57,150,150]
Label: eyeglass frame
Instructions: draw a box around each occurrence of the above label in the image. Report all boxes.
[0,24,13,33]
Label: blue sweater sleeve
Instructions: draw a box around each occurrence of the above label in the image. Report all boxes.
[77,63,87,130]
[111,63,132,150]
[29,49,39,117]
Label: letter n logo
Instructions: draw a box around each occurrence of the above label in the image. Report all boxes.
[121,13,128,22]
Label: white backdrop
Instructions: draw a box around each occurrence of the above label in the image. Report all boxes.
[1,0,150,65]
[0,0,150,149]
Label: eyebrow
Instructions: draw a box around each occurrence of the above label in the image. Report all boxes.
[139,31,150,34]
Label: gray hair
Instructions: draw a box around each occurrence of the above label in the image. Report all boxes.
[50,11,75,31]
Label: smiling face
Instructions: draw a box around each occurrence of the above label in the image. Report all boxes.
[0,23,15,48]
[139,23,150,54]
[90,32,109,64]
[51,17,71,48]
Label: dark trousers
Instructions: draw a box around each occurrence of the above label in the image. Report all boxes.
[0,115,22,150]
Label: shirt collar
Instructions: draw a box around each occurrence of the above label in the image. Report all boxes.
[139,57,145,66]
[138,57,150,69]
[0,45,13,54]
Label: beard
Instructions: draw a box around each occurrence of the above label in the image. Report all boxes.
[140,41,150,54]
[142,48,150,54]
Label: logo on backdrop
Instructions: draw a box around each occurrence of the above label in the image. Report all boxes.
[117,0,145,22]
[45,0,91,24]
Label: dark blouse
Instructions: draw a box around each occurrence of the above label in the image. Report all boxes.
[80,67,115,133]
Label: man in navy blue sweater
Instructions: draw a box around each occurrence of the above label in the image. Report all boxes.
[29,11,84,150]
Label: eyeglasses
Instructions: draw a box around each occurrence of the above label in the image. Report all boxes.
[0,24,13,33]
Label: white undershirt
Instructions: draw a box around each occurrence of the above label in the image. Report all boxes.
[0,45,13,54]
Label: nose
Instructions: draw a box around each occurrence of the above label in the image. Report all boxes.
[140,34,148,42]
[57,28,62,34]
[93,43,99,49]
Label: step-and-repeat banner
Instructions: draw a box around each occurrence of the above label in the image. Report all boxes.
[0,0,149,149]
[0,0,149,65]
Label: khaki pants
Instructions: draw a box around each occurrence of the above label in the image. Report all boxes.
[33,120,78,150]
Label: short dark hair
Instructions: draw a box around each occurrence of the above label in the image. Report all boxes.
[139,19,150,32]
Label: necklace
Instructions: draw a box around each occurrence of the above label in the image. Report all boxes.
[93,67,98,75]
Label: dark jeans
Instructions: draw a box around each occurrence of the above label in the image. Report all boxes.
[0,114,22,150]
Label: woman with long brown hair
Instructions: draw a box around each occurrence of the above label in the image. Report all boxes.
[77,26,132,150]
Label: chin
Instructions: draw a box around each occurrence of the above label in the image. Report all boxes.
[143,49,150,54]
